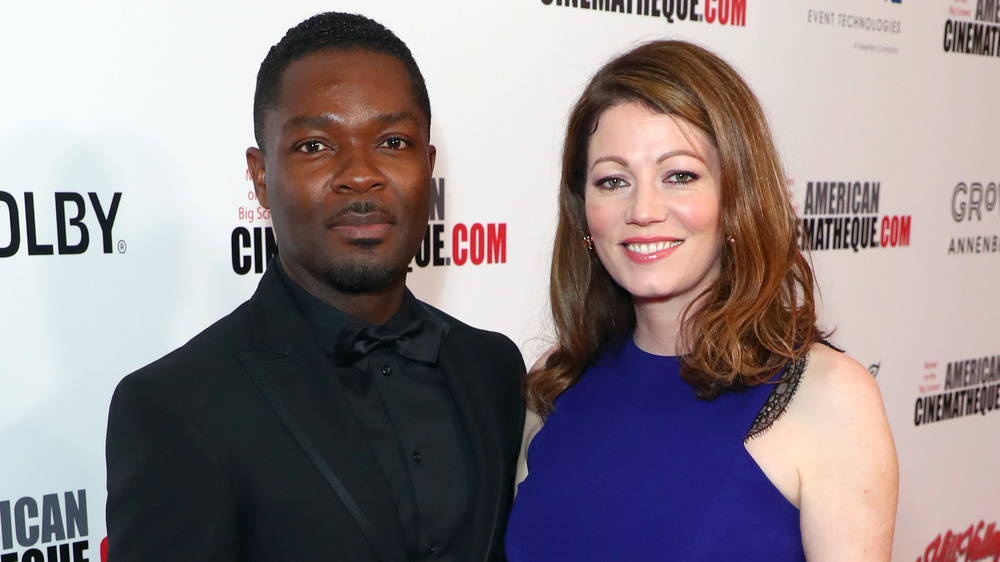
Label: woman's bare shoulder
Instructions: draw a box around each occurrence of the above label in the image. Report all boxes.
[789,342,898,560]
[791,342,885,427]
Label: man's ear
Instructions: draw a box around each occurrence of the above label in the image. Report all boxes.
[246,147,269,208]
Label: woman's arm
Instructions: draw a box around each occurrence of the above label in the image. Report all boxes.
[514,408,543,494]
[794,344,899,561]
[513,349,555,495]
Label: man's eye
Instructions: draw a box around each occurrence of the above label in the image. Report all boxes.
[298,140,326,153]
[379,137,409,150]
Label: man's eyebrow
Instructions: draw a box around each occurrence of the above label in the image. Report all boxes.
[280,111,419,135]
[376,110,418,125]
[281,114,340,134]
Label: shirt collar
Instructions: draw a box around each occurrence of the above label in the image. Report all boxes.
[274,259,445,357]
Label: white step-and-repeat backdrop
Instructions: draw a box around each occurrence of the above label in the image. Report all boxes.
[3,1,998,560]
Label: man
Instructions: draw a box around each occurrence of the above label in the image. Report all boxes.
[106,12,525,561]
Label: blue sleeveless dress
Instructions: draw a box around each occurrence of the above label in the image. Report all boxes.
[505,337,805,561]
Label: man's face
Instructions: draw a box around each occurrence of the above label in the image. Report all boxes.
[247,48,434,296]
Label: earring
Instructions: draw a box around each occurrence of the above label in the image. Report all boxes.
[727,235,736,244]
[584,233,595,252]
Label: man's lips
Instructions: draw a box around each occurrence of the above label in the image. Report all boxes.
[326,212,395,239]
[328,212,394,227]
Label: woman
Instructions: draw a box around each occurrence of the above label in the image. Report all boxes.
[505,40,898,560]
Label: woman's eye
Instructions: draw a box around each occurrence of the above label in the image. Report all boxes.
[667,171,698,184]
[379,137,409,150]
[597,176,628,190]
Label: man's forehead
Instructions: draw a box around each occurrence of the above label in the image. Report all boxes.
[264,49,427,132]
[280,48,408,88]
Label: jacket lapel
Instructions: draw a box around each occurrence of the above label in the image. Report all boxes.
[239,268,408,561]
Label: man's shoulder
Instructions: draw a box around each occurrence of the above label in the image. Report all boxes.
[122,299,256,388]
[416,298,520,355]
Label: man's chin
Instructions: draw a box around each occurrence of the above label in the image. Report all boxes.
[323,260,402,294]
[347,238,381,251]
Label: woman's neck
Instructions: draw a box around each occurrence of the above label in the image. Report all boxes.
[631,296,688,356]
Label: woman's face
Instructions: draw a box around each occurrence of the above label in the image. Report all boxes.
[584,101,723,308]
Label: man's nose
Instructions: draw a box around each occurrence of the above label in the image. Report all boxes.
[336,145,387,193]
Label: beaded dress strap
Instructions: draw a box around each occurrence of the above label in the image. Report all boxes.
[743,341,841,442]
[744,354,808,442]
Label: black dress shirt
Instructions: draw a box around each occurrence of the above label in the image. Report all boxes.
[276,263,475,561]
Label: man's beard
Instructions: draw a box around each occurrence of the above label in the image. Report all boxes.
[323,245,401,294]
[319,200,406,293]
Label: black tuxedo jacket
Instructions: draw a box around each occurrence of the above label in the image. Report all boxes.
[106,268,526,561]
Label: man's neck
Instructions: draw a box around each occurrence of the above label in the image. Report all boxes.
[326,289,406,326]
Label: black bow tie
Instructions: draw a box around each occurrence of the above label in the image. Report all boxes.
[333,318,444,367]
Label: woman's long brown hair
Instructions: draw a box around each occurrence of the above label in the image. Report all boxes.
[525,40,824,415]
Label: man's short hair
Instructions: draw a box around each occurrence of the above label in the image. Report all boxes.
[252,12,432,151]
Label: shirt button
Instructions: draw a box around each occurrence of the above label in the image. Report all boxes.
[413,450,422,464]
[381,365,392,377]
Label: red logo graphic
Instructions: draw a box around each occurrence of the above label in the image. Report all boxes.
[919,521,1000,562]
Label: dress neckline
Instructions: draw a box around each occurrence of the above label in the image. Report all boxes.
[627,334,679,360]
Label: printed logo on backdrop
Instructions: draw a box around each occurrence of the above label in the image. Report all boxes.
[0,490,104,562]
[949,180,1000,255]
[231,170,276,275]
[0,192,124,258]
[796,179,912,252]
[806,1,903,55]
[868,361,881,377]
[539,0,747,26]
[230,174,507,274]
[916,520,1000,562]
[943,0,1000,58]
[913,355,1000,426]
[412,178,507,271]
